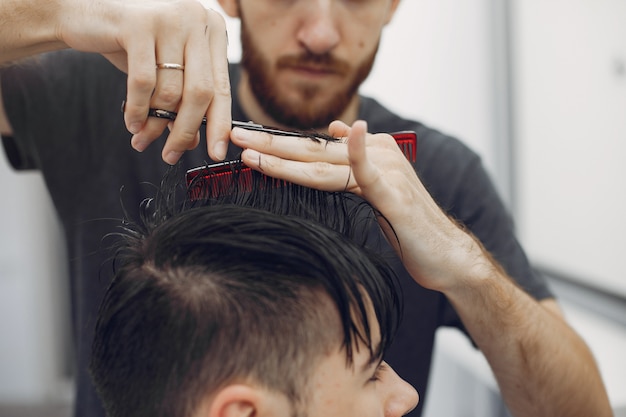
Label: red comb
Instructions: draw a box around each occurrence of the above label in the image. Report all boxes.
[186,131,416,200]
[391,131,417,163]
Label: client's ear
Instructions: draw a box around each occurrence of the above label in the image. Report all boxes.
[204,384,292,417]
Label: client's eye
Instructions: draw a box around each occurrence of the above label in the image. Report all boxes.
[369,364,384,383]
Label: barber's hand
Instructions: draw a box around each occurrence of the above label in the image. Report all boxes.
[231,120,479,291]
[60,0,231,163]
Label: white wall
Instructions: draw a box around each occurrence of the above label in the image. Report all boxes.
[362,0,497,174]
[511,0,626,297]
[0,159,71,403]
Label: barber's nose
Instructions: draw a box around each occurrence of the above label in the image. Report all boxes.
[296,1,340,54]
[383,366,419,417]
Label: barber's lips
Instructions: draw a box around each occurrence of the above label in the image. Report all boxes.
[283,63,344,78]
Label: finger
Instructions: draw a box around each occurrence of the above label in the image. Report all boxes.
[128,29,187,158]
[149,2,213,163]
[346,120,372,184]
[241,148,353,192]
[154,61,187,165]
[203,10,232,161]
[328,120,351,138]
[348,120,384,194]
[161,9,225,163]
[124,37,157,139]
[231,127,349,165]
[132,60,184,159]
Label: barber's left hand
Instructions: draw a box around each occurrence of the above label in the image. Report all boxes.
[61,0,232,163]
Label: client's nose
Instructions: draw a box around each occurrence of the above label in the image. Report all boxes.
[381,363,419,417]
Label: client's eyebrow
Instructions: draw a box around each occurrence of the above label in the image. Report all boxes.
[361,348,384,374]
[360,357,385,383]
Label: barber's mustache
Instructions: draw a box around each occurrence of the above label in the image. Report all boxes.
[276,52,350,76]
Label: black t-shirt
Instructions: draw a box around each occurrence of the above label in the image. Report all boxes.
[1,50,552,417]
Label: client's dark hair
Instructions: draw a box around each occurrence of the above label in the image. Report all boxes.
[90,163,401,417]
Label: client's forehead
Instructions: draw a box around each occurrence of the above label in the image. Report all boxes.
[305,285,383,362]
[300,296,383,417]
[351,286,383,356]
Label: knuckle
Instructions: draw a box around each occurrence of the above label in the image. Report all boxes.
[142,119,169,136]
[305,139,325,154]
[263,131,277,148]
[134,128,165,146]
[379,133,398,147]
[168,0,195,21]
[207,7,227,30]
[185,81,214,105]
[128,70,156,94]
[311,161,333,178]
[370,133,397,153]
[212,72,231,97]
[172,129,201,150]
[123,100,144,116]
[156,83,182,106]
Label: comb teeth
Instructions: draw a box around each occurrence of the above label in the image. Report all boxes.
[186,131,417,200]
[391,131,417,163]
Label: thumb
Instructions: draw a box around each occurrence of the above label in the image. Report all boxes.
[347,120,378,193]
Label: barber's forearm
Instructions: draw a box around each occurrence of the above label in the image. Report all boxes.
[443,253,612,417]
[0,0,68,63]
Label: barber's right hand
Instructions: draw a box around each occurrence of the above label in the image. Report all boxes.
[60,0,232,164]
[231,120,477,293]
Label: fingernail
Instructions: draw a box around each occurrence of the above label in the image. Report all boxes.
[164,151,183,165]
[243,149,260,167]
[232,127,251,141]
[131,136,148,152]
[213,141,227,161]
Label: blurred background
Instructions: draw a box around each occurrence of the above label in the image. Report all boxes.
[1,0,624,416]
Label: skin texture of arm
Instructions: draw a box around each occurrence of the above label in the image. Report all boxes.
[229,120,613,417]
[0,0,232,162]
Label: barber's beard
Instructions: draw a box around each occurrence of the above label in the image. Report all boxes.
[240,22,378,130]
